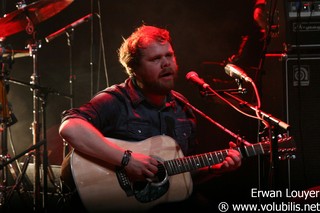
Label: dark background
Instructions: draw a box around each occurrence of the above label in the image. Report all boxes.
[1,0,320,209]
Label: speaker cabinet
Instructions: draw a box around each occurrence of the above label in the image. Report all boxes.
[260,54,320,191]
[285,55,320,190]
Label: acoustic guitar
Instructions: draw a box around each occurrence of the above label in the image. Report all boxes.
[65,135,295,212]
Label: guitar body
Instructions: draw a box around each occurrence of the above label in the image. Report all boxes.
[66,134,295,212]
[69,135,193,212]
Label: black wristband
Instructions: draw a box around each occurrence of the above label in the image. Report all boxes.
[121,150,132,168]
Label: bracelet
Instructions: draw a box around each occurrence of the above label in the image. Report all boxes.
[121,150,132,168]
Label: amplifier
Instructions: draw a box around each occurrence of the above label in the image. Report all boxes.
[287,1,320,18]
[261,54,320,190]
[285,55,320,190]
[285,1,320,49]
[265,1,320,53]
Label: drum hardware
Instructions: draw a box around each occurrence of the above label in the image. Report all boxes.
[6,41,72,211]
[0,0,74,211]
[2,49,30,60]
[1,48,72,211]
[1,40,33,211]
[44,13,93,159]
[1,146,39,210]
[0,0,74,38]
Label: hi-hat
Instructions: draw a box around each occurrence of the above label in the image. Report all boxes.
[0,0,74,38]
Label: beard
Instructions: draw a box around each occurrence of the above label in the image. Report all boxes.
[144,76,175,95]
[144,70,177,95]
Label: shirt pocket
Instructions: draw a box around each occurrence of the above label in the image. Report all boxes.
[174,122,192,141]
[127,121,155,140]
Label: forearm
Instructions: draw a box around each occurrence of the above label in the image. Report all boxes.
[59,118,125,167]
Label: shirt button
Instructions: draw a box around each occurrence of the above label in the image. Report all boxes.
[138,129,142,134]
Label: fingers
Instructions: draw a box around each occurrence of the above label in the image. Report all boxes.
[220,149,241,169]
[224,155,241,167]
[126,153,160,181]
[146,162,158,177]
[229,141,237,148]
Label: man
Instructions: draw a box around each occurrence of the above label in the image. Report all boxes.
[59,25,241,211]
[229,0,267,69]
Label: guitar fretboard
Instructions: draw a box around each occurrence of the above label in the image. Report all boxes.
[164,143,266,176]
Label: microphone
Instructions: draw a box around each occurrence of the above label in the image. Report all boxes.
[45,14,93,43]
[224,64,253,83]
[186,71,209,89]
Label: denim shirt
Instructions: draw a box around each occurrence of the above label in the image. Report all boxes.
[61,78,197,156]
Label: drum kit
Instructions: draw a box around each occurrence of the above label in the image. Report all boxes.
[0,0,76,211]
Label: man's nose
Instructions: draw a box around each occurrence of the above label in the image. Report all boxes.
[161,57,170,68]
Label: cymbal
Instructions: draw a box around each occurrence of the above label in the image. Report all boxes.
[0,0,74,38]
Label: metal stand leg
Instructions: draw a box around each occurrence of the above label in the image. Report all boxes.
[28,39,43,212]
[0,59,32,211]
[5,153,34,208]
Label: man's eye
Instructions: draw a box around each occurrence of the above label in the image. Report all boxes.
[166,53,175,59]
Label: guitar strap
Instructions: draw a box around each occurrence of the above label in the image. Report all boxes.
[115,167,134,197]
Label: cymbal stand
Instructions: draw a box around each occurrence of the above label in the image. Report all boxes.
[0,55,11,209]
[27,37,45,212]
[27,35,71,213]
[38,79,50,212]
[62,30,75,159]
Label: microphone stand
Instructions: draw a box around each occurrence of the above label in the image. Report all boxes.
[173,92,252,146]
[45,14,93,159]
[186,69,292,193]
[220,90,290,190]
[222,91,290,131]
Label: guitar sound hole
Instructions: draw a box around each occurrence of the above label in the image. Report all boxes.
[133,163,169,203]
[153,163,167,184]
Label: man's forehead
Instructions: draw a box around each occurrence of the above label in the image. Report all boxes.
[141,41,173,54]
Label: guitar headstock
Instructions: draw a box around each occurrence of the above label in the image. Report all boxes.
[260,134,296,160]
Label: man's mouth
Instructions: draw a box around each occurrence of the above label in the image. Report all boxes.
[159,68,174,78]
[160,72,173,78]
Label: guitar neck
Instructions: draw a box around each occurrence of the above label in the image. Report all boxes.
[164,143,265,176]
